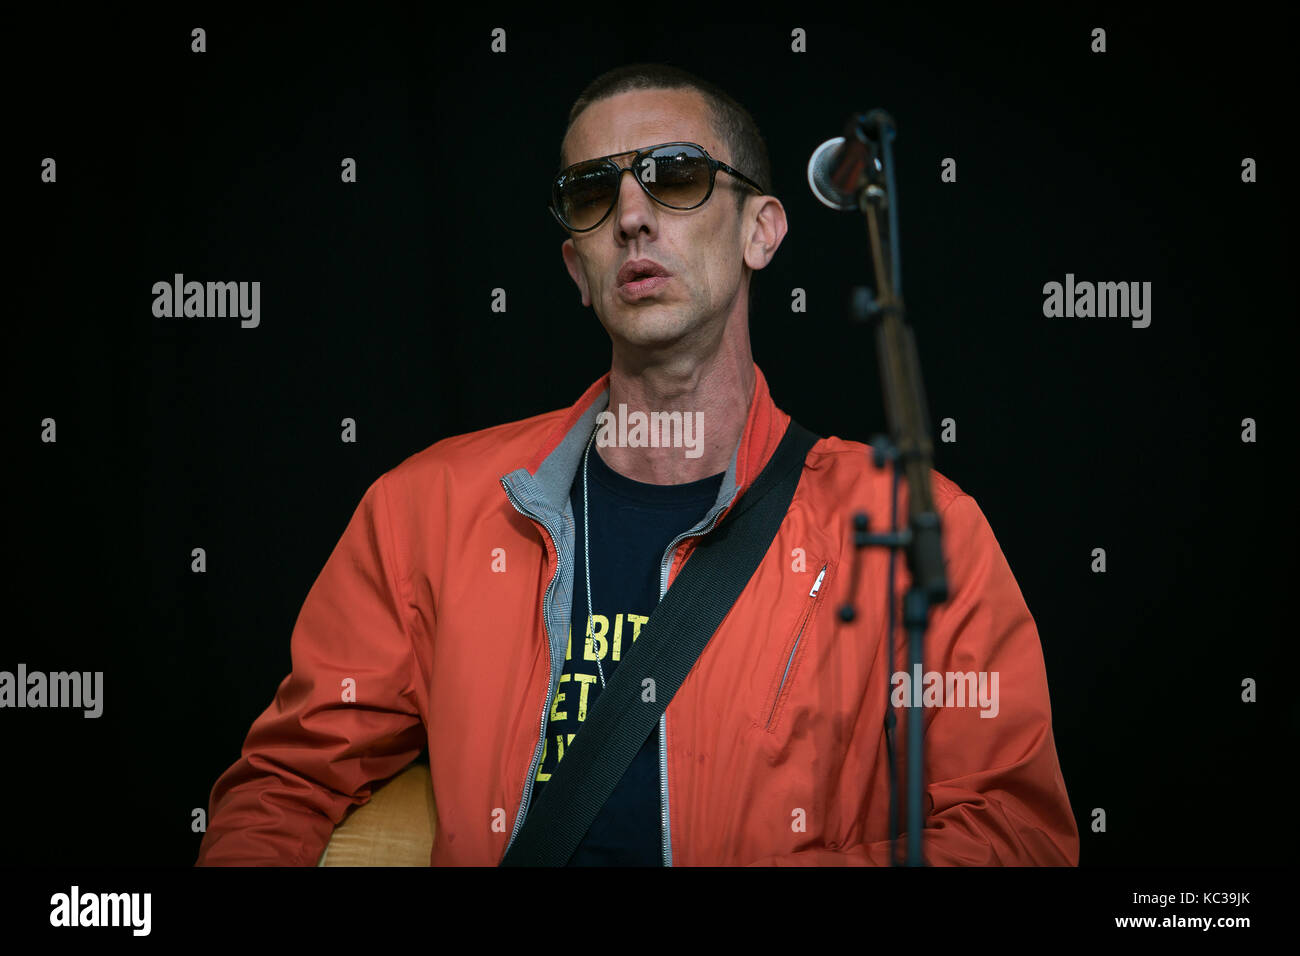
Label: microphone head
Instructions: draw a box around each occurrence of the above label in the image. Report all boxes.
[808,137,858,210]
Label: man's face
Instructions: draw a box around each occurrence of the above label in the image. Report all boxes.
[558,88,762,354]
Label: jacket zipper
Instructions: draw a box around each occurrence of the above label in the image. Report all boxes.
[656,504,730,867]
[499,480,560,860]
[765,563,827,731]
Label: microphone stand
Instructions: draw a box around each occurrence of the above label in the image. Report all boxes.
[833,110,949,867]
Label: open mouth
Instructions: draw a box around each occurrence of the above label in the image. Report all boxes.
[617,259,673,300]
[618,275,672,300]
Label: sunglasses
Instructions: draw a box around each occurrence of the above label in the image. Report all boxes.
[549,141,764,232]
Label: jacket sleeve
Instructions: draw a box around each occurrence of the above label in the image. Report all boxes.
[196,473,427,866]
[746,491,1079,866]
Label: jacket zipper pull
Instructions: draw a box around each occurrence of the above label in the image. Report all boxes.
[809,564,827,597]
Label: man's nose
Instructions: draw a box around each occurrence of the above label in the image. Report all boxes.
[613,166,656,230]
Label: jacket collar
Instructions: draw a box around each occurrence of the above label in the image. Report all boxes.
[500,360,790,529]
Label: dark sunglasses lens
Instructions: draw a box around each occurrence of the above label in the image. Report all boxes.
[555,162,617,230]
[640,145,710,208]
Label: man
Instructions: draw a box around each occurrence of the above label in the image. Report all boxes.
[197,63,1078,866]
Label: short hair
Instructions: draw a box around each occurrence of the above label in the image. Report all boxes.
[560,63,773,215]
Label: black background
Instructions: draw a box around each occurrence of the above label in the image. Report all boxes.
[9,7,1296,870]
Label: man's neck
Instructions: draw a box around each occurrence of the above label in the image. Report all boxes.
[594,351,755,485]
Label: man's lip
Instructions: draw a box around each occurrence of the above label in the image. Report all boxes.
[617,274,672,302]
[617,259,672,286]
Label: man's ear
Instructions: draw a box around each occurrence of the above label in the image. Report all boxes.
[561,238,592,307]
[742,195,789,272]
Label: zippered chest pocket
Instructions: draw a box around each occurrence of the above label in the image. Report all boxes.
[758,560,832,733]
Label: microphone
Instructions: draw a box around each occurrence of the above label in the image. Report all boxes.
[807,112,882,210]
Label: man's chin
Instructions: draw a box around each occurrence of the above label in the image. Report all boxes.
[605,311,694,350]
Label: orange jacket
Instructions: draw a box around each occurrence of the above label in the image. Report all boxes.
[196,362,1079,866]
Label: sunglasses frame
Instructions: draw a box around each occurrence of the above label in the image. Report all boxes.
[549,141,764,233]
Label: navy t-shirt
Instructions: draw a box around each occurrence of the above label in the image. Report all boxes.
[527,442,724,866]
